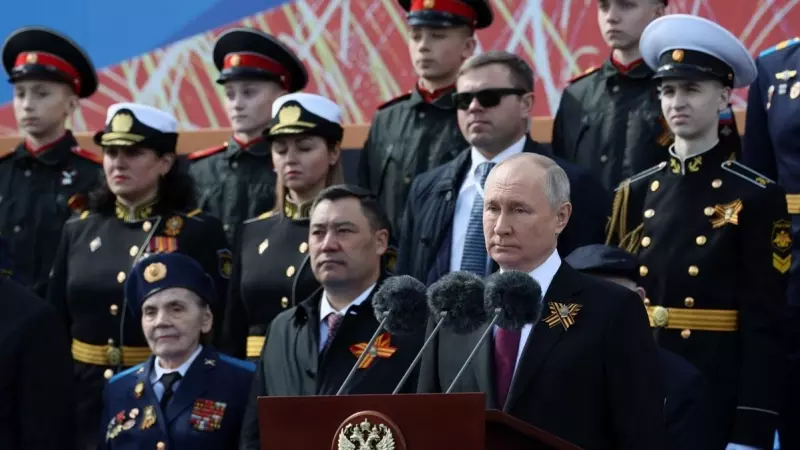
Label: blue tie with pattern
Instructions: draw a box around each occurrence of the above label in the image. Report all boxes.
[460,161,496,275]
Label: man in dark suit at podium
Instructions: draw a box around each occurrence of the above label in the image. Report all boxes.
[417,154,666,449]
[239,186,424,450]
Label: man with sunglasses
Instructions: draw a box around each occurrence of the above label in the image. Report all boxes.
[552,0,741,193]
[396,51,609,285]
[358,0,492,238]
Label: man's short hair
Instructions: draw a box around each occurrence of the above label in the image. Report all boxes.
[495,154,570,211]
[311,184,392,237]
[458,50,534,93]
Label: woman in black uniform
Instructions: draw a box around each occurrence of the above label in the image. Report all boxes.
[47,102,230,450]
[222,92,344,359]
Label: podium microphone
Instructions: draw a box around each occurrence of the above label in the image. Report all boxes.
[445,270,544,393]
[391,271,487,394]
[336,275,429,395]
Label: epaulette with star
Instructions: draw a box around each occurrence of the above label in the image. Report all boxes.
[187,143,227,161]
[720,160,775,188]
[243,210,277,224]
[376,92,412,111]
[567,66,600,84]
[71,146,102,164]
[759,37,800,58]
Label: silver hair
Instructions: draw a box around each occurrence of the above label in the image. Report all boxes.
[494,153,570,211]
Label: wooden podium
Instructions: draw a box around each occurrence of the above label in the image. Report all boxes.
[257,393,581,450]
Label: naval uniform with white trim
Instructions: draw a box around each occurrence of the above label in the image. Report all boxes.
[47,201,230,448]
[100,345,254,450]
[221,198,320,360]
[607,142,790,447]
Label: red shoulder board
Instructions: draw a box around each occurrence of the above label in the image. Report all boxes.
[567,66,600,84]
[71,147,102,164]
[377,92,412,110]
[187,143,227,161]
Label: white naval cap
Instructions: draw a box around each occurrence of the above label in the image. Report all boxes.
[267,93,344,142]
[640,14,757,88]
[94,102,179,153]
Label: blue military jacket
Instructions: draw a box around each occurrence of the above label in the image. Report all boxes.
[99,346,254,450]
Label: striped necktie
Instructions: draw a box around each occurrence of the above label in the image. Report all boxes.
[460,161,496,275]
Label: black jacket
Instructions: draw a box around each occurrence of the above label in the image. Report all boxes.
[186,137,277,243]
[396,137,609,284]
[239,274,424,450]
[358,87,468,236]
[0,131,103,296]
[0,277,75,450]
[417,263,666,450]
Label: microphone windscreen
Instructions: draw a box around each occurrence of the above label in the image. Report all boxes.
[427,271,487,334]
[484,270,544,330]
[371,275,429,335]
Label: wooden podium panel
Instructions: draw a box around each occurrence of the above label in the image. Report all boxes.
[258,393,486,450]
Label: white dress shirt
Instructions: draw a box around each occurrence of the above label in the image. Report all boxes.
[318,283,376,352]
[495,249,562,372]
[450,136,527,272]
[150,344,203,401]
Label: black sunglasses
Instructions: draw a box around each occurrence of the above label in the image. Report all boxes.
[453,88,528,110]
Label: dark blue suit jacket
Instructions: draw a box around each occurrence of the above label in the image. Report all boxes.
[99,346,254,450]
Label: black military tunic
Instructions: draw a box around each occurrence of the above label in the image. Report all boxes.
[553,59,742,192]
[187,137,277,243]
[0,132,102,295]
[47,200,230,449]
[238,274,424,450]
[607,143,789,449]
[358,87,467,236]
[222,198,319,359]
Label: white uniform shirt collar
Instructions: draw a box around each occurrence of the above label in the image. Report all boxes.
[153,344,203,381]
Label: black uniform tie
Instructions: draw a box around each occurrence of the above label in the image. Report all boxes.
[159,372,183,410]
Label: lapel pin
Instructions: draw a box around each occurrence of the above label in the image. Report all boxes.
[543,302,582,331]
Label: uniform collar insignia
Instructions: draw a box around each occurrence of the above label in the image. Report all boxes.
[283,195,313,221]
[543,302,582,331]
[204,358,216,366]
[349,333,397,369]
[710,199,743,228]
[775,70,797,81]
[115,197,158,222]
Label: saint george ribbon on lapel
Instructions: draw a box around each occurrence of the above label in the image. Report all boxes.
[543,302,582,331]
[349,333,397,369]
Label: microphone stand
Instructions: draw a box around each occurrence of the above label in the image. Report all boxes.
[336,311,390,395]
[391,311,447,394]
[445,308,501,394]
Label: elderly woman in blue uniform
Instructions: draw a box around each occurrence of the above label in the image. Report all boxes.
[221,93,344,359]
[100,252,253,450]
[606,14,790,450]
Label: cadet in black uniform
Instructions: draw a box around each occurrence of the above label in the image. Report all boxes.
[0,26,103,296]
[222,93,345,359]
[607,15,788,450]
[358,0,492,235]
[0,236,75,450]
[552,0,742,192]
[47,103,231,450]
[187,28,308,243]
[239,185,424,450]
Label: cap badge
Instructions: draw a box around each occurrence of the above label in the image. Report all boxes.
[25,52,38,64]
[143,262,167,283]
[423,0,435,8]
[671,49,684,62]
[278,105,302,125]
[111,113,134,133]
[229,54,241,67]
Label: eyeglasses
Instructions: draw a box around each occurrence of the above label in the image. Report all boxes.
[453,88,528,110]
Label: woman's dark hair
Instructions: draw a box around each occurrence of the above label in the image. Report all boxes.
[89,154,196,215]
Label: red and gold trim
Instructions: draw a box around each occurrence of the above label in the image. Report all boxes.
[14,51,81,93]
[410,0,478,23]
[223,52,291,89]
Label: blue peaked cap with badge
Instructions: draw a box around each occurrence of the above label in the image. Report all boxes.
[124,252,216,316]
[565,244,640,282]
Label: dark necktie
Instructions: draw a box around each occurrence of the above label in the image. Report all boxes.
[460,161,496,275]
[159,372,183,411]
[322,312,344,353]
[493,328,521,408]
